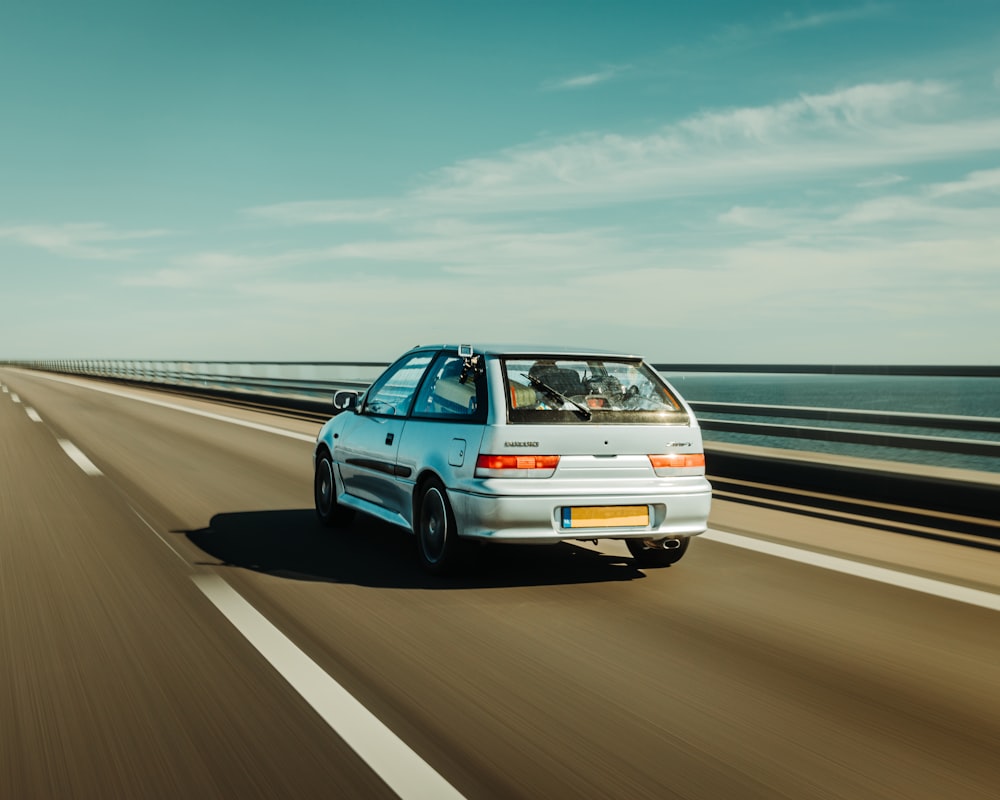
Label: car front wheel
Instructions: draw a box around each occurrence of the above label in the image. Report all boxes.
[314,449,354,527]
[626,536,689,567]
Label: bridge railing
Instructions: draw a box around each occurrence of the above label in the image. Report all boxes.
[5,358,1000,472]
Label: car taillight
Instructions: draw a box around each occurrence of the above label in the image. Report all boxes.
[649,453,705,474]
[475,454,560,477]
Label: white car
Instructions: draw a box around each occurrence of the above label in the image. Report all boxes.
[314,345,712,573]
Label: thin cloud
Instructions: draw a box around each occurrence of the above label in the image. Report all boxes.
[926,167,1000,197]
[717,166,1000,235]
[718,206,798,229]
[412,80,1000,212]
[775,5,888,32]
[240,81,1000,238]
[244,201,393,225]
[0,222,171,260]
[123,247,315,288]
[242,81,995,224]
[543,65,630,91]
[856,173,907,188]
[129,221,658,288]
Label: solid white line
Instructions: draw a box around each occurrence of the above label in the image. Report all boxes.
[702,529,1000,612]
[57,439,103,476]
[25,407,42,422]
[192,574,467,800]
[25,372,315,442]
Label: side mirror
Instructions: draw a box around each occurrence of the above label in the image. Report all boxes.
[332,390,360,414]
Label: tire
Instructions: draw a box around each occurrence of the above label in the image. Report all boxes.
[415,477,470,575]
[314,449,354,527]
[626,536,689,568]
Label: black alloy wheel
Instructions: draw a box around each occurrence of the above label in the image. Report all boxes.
[314,450,354,527]
[416,477,470,575]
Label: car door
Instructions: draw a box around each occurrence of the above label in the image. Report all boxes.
[335,351,434,516]
[399,351,489,491]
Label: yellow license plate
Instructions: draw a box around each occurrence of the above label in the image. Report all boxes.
[562,505,649,529]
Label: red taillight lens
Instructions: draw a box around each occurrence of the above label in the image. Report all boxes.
[649,453,705,469]
[476,454,561,470]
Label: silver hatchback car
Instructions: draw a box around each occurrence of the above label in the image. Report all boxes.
[314,345,712,573]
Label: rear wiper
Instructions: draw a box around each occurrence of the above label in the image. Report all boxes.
[522,373,592,420]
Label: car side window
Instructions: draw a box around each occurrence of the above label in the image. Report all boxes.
[411,354,485,421]
[362,352,433,417]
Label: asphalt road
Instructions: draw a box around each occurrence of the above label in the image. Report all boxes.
[2,368,999,800]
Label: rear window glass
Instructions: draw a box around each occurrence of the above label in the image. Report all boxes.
[502,358,689,424]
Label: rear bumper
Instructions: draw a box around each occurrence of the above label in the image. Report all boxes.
[448,479,712,544]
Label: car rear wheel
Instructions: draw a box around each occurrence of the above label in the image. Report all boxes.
[626,536,689,567]
[314,450,354,527]
[416,477,470,575]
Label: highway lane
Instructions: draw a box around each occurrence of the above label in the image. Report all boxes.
[0,372,403,799]
[2,368,1000,799]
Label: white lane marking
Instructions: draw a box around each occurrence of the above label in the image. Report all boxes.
[25,407,43,422]
[24,372,315,442]
[11,392,20,403]
[193,574,467,800]
[57,439,103,476]
[702,529,1000,613]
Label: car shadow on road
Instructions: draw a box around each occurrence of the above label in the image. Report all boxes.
[179,509,648,589]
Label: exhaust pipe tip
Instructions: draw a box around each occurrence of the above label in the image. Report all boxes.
[638,537,682,551]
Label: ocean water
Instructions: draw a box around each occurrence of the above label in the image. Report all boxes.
[662,373,1000,474]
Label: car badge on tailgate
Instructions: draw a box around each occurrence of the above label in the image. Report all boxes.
[504,441,539,448]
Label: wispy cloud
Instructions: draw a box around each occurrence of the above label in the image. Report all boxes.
[244,201,393,225]
[542,65,630,91]
[411,81,1000,212]
[856,173,907,188]
[717,166,1000,235]
[775,5,888,32]
[717,206,799,229]
[926,167,1000,197]
[239,81,997,224]
[0,222,170,260]
[124,220,659,288]
[122,248,312,288]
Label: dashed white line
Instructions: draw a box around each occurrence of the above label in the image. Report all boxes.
[192,574,467,800]
[57,439,103,476]
[25,407,42,422]
[11,392,20,403]
[702,529,1000,612]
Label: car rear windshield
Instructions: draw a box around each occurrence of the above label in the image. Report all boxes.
[501,357,690,424]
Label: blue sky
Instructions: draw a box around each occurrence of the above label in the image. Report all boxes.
[2,1,999,363]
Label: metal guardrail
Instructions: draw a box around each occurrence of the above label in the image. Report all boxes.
[692,403,1000,459]
[4,359,1000,464]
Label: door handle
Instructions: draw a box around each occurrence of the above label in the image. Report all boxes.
[385,433,394,445]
